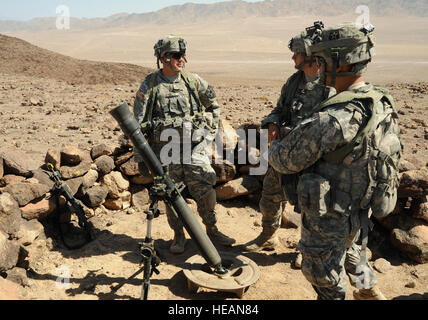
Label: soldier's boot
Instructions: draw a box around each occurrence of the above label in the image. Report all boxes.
[243,226,280,252]
[206,225,236,246]
[353,286,387,300]
[169,229,186,254]
[197,188,235,246]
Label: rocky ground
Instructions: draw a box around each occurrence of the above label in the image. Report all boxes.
[0,70,427,301]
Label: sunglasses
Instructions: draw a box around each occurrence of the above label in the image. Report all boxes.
[170,52,185,60]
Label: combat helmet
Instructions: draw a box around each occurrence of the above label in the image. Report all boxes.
[308,22,376,85]
[154,35,187,68]
[288,21,324,69]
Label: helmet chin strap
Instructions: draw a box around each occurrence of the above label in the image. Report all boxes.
[328,51,339,86]
[295,53,316,70]
[321,52,343,87]
[323,51,363,86]
[318,57,327,85]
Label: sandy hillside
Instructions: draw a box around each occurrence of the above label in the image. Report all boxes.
[4,14,428,83]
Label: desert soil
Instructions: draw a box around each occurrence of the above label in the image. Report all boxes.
[0,68,427,301]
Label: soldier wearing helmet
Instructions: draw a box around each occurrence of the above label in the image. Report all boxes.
[153,35,188,71]
[309,22,376,88]
[268,23,401,300]
[244,22,336,253]
[133,35,235,254]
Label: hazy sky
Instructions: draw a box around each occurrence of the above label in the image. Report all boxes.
[0,0,264,21]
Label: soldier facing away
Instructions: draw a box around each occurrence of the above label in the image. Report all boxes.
[244,22,336,252]
[268,23,402,300]
[133,35,235,254]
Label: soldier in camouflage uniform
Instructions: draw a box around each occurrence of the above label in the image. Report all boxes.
[133,35,235,254]
[244,22,336,252]
[268,23,401,300]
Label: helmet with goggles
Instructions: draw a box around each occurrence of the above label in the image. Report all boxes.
[288,21,324,69]
[308,22,375,85]
[154,35,187,68]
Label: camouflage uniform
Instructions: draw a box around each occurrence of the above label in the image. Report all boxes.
[269,23,401,300]
[133,36,235,251]
[134,70,219,225]
[259,73,334,230]
[245,23,335,251]
[259,79,376,299]
[269,82,386,299]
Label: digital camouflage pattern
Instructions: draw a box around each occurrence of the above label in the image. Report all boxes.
[309,23,375,74]
[262,71,335,134]
[268,82,399,299]
[134,69,219,162]
[133,69,220,230]
[259,72,335,230]
[166,164,217,230]
[153,35,187,68]
[288,21,324,69]
[310,22,375,86]
[153,35,187,60]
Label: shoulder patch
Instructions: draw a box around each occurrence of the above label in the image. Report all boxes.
[136,82,149,101]
[136,90,145,101]
[205,85,216,99]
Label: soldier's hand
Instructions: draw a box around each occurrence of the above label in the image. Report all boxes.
[268,123,280,143]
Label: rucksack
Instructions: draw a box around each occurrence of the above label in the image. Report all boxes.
[318,85,402,219]
[316,85,402,283]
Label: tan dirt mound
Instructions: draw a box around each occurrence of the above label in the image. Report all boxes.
[0,34,153,85]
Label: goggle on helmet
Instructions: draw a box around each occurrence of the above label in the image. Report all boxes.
[154,35,187,59]
[288,21,325,69]
[308,23,376,85]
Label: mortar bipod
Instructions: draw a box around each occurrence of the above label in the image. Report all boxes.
[139,193,161,300]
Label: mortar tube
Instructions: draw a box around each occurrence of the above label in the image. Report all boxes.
[110,103,225,273]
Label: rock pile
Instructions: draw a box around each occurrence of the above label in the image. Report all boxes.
[0,119,266,277]
[212,120,264,202]
[0,138,142,279]
[1,118,427,288]
[376,165,428,263]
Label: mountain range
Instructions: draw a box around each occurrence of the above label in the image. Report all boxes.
[0,0,427,32]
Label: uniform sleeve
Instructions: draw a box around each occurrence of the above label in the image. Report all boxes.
[194,74,220,135]
[261,82,288,128]
[133,79,150,126]
[268,104,365,174]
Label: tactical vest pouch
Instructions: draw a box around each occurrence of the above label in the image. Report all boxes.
[160,94,185,116]
[144,70,202,131]
[297,173,331,216]
[330,189,352,216]
[279,70,305,126]
[202,112,213,131]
